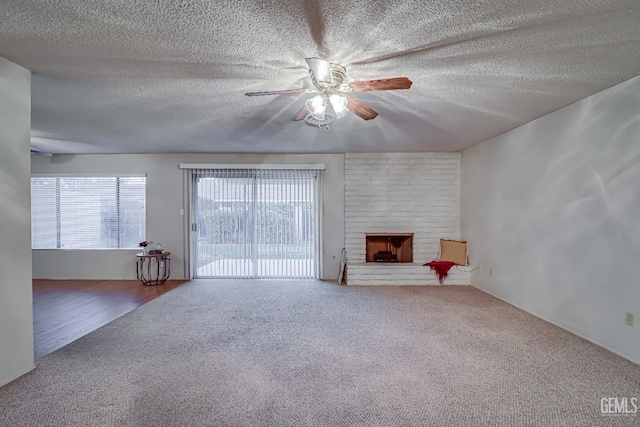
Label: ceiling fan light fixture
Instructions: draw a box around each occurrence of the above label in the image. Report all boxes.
[329,94,348,118]
[304,94,349,127]
[305,95,327,120]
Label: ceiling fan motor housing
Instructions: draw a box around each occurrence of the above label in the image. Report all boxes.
[310,63,347,91]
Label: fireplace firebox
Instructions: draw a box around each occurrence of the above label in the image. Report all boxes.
[365,233,413,263]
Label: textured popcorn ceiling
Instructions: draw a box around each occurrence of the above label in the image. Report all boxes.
[1,0,640,154]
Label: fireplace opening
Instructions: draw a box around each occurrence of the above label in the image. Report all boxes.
[366,233,413,263]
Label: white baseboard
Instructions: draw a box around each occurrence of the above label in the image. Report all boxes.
[472,285,640,366]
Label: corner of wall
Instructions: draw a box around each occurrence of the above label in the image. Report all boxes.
[0,56,35,386]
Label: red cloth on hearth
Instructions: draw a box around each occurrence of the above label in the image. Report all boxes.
[424,261,455,284]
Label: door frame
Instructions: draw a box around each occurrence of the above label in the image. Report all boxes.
[180,164,325,279]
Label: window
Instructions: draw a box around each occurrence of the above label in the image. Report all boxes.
[183,166,322,279]
[31,175,146,249]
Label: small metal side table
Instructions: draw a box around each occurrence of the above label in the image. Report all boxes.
[135,251,171,285]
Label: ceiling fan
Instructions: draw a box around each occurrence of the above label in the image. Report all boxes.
[245,58,412,127]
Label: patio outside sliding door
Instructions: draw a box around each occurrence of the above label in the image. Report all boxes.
[191,167,320,278]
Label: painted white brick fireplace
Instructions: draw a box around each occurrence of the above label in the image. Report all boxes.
[344,152,470,285]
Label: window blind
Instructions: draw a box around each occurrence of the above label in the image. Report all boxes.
[31,176,146,249]
[190,168,319,278]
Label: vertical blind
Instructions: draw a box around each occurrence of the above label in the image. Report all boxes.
[190,167,320,279]
[31,175,146,249]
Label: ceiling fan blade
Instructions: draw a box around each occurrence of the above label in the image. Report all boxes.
[30,149,53,156]
[305,57,333,85]
[292,105,310,121]
[345,95,378,121]
[245,88,307,96]
[349,77,413,92]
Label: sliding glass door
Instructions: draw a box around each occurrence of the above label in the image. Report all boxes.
[192,168,320,278]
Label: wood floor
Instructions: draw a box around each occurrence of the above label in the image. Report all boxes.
[33,279,188,361]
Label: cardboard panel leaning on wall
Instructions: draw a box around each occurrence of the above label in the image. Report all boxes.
[0,57,35,386]
[31,153,345,280]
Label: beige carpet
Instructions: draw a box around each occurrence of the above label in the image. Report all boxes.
[1,280,638,426]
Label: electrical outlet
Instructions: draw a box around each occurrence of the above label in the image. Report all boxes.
[625,312,634,327]
[479,263,483,271]
[489,268,493,277]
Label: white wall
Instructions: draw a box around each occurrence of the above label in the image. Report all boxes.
[0,57,34,386]
[31,153,344,280]
[461,76,640,363]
